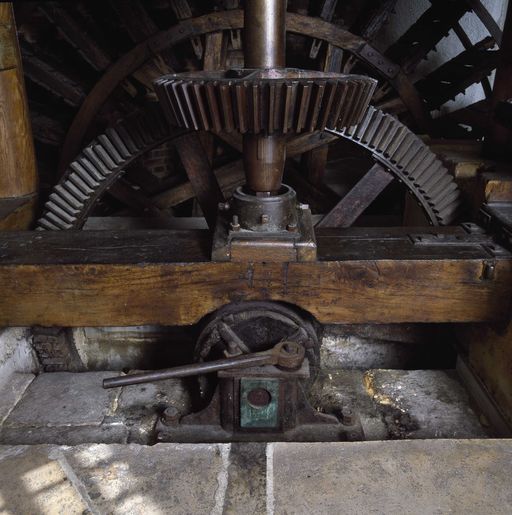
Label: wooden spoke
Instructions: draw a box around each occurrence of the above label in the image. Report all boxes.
[415,38,500,111]
[316,163,393,228]
[21,49,87,107]
[466,0,503,46]
[351,0,397,42]
[300,144,329,186]
[386,1,470,73]
[39,2,112,71]
[174,133,225,229]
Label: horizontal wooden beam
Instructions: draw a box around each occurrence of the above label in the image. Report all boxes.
[0,228,510,327]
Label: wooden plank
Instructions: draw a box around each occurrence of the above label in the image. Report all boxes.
[0,229,510,326]
[152,159,243,209]
[174,133,224,229]
[461,322,512,429]
[317,164,393,228]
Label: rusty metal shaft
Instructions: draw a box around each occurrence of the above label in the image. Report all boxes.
[244,0,286,69]
[103,341,305,388]
[244,0,287,195]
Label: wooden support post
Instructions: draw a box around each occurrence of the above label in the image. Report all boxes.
[0,3,38,229]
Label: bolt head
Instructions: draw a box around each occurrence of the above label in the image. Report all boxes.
[162,406,180,426]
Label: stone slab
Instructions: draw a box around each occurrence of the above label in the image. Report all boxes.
[0,372,34,425]
[62,443,229,514]
[0,443,228,515]
[270,439,512,515]
[0,446,88,515]
[3,372,119,427]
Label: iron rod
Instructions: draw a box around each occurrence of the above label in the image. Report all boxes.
[103,352,273,388]
[244,0,286,69]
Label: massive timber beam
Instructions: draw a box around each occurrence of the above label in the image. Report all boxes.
[0,3,38,229]
[0,227,510,327]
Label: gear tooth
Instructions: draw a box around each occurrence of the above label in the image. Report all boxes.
[437,201,460,224]
[68,172,94,196]
[435,190,461,213]
[62,179,88,202]
[105,128,131,159]
[116,124,140,154]
[390,134,417,165]
[49,192,79,216]
[37,218,60,231]
[44,211,72,229]
[154,72,375,134]
[77,157,104,182]
[327,105,462,225]
[45,201,77,224]
[426,175,456,199]
[97,135,124,165]
[70,161,100,189]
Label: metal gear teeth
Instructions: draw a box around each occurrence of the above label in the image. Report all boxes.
[330,106,460,225]
[154,72,376,135]
[37,105,170,231]
[38,106,461,230]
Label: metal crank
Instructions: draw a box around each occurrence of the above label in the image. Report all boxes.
[103,341,305,389]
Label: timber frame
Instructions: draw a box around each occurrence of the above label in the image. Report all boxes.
[0,225,511,327]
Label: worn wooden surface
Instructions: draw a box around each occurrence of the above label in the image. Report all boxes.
[317,163,394,228]
[0,228,510,326]
[174,133,224,228]
[0,4,16,70]
[0,4,38,228]
[463,322,512,429]
[0,195,37,230]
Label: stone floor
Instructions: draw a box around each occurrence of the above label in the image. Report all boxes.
[0,439,511,514]
[0,368,487,445]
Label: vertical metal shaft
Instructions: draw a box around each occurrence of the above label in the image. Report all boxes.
[243,0,287,195]
[244,0,286,69]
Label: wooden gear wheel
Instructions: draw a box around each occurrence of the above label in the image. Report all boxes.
[14,0,504,230]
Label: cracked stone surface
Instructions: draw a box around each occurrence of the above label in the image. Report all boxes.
[0,440,511,514]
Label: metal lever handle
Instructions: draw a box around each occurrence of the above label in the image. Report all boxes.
[102,341,305,389]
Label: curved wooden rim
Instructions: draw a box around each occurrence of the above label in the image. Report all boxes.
[59,10,428,172]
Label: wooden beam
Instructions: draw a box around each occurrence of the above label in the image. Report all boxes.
[316,163,394,228]
[174,133,224,229]
[0,228,510,326]
[39,2,112,71]
[0,3,38,229]
[460,322,512,429]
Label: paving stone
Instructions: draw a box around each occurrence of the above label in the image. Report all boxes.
[0,372,125,445]
[223,442,267,515]
[364,369,487,438]
[0,373,34,425]
[4,372,118,427]
[61,443,229,514]
[0,446,88,515]
[270,439,512,515]
[115,377,193,444]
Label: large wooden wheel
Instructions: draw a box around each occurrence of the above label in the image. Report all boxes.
[15,0,502,228]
